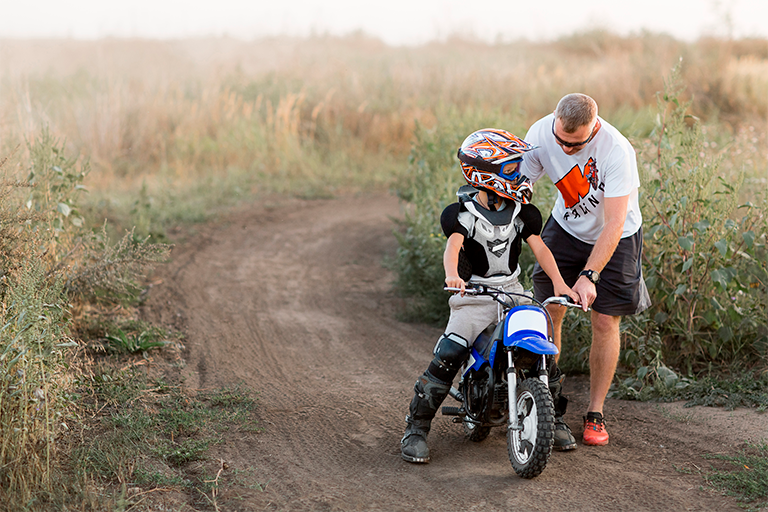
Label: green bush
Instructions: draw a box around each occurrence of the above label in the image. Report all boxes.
[0,129,171,507]
[631,64,767,376]
[392,120,465,324]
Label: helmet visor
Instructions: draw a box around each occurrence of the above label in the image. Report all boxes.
[457,151,523,176]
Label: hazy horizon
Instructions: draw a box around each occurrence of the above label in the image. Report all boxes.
[3,0,767,46]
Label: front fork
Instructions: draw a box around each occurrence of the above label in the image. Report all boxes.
[506,351,549,431]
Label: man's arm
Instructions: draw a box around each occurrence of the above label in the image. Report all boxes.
[572,194,629,309]
[527,234,579,303]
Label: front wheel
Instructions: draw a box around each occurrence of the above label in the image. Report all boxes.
[507,377,554,478]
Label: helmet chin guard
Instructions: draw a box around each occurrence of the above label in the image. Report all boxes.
[457,128,536,204]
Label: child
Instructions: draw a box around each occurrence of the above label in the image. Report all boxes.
[401,128,579,463]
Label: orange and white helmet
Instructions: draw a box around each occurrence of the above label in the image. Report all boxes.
[457,128,536,204]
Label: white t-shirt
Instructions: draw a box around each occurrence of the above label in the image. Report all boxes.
[521,114,642,244]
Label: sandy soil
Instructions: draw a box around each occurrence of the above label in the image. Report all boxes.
[142,193,768,511]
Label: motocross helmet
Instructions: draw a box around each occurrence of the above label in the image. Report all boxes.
[457,128,536,204]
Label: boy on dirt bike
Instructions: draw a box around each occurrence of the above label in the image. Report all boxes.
[401,128,580,463]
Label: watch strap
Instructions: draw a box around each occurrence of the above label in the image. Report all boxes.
[579,269,600,284]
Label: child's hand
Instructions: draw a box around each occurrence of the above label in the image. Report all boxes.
[445,276,466,296]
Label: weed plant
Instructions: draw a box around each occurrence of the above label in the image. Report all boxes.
[0,261,69,507]
[0,131,170,509]
[73,371,261,509]
[704,443,768,510]
[103,328,167,355]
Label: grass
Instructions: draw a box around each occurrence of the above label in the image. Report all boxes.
[611,367,768,411]
[3,34,766,241]
[704,443,768,510]
[674,374,768,411]
[70,365,264,510]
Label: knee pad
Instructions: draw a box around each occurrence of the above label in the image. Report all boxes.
[427,333,469,384]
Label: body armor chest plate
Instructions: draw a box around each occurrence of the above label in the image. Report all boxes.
[458,195,523,277]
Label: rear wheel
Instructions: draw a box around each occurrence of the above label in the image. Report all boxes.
[507,378,554,478]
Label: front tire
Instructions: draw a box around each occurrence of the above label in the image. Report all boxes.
[507,378,554,478]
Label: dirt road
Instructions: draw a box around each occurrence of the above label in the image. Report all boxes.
[144,193,767,511]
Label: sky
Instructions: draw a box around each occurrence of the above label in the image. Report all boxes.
[2,0,767,45]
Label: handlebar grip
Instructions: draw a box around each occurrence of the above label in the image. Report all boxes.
[443,284,482,295]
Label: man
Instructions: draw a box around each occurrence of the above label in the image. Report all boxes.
[521,93,651,448]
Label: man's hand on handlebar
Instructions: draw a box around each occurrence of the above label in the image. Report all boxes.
[552,282,582,310]
[572,277,597,312]
[444,276,466,296]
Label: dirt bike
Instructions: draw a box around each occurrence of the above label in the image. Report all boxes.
[441,284,583,478]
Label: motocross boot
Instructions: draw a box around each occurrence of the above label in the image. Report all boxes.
[549,364,577,451]
[400,375,451,463]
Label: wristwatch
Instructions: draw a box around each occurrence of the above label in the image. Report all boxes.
[579,269,600,285]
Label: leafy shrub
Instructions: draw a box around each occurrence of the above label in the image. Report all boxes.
[0,129,171,507]
[632,64,767,375]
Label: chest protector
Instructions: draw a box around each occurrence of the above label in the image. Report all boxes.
[457,187,524,277]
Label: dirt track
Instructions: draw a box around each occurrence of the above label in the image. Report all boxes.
[144,193,767,511]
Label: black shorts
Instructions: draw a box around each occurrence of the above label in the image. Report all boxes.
[532,217,651,316]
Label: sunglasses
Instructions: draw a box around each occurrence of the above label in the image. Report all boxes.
[551,118,600,148]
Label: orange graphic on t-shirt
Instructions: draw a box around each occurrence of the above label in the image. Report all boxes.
[555,157,600,209]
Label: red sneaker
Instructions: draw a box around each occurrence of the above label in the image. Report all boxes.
[583,412,609,446]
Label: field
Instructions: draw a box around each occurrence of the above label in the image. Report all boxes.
[1,34,765,212]
[0,33,766,510]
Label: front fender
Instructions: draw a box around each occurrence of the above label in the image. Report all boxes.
[502,305,559,355]
[504,333,559,355]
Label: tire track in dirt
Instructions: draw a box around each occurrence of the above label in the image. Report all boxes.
[143,193,766,511]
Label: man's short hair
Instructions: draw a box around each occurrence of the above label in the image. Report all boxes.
[555,93,598,133]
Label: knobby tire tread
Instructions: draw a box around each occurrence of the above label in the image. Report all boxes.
[507,378,555,479]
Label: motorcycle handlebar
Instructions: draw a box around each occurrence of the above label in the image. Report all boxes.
[443,285,588,311]
[542,295,584,309]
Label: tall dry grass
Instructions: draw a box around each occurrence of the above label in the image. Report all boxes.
[0,32,765,211]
